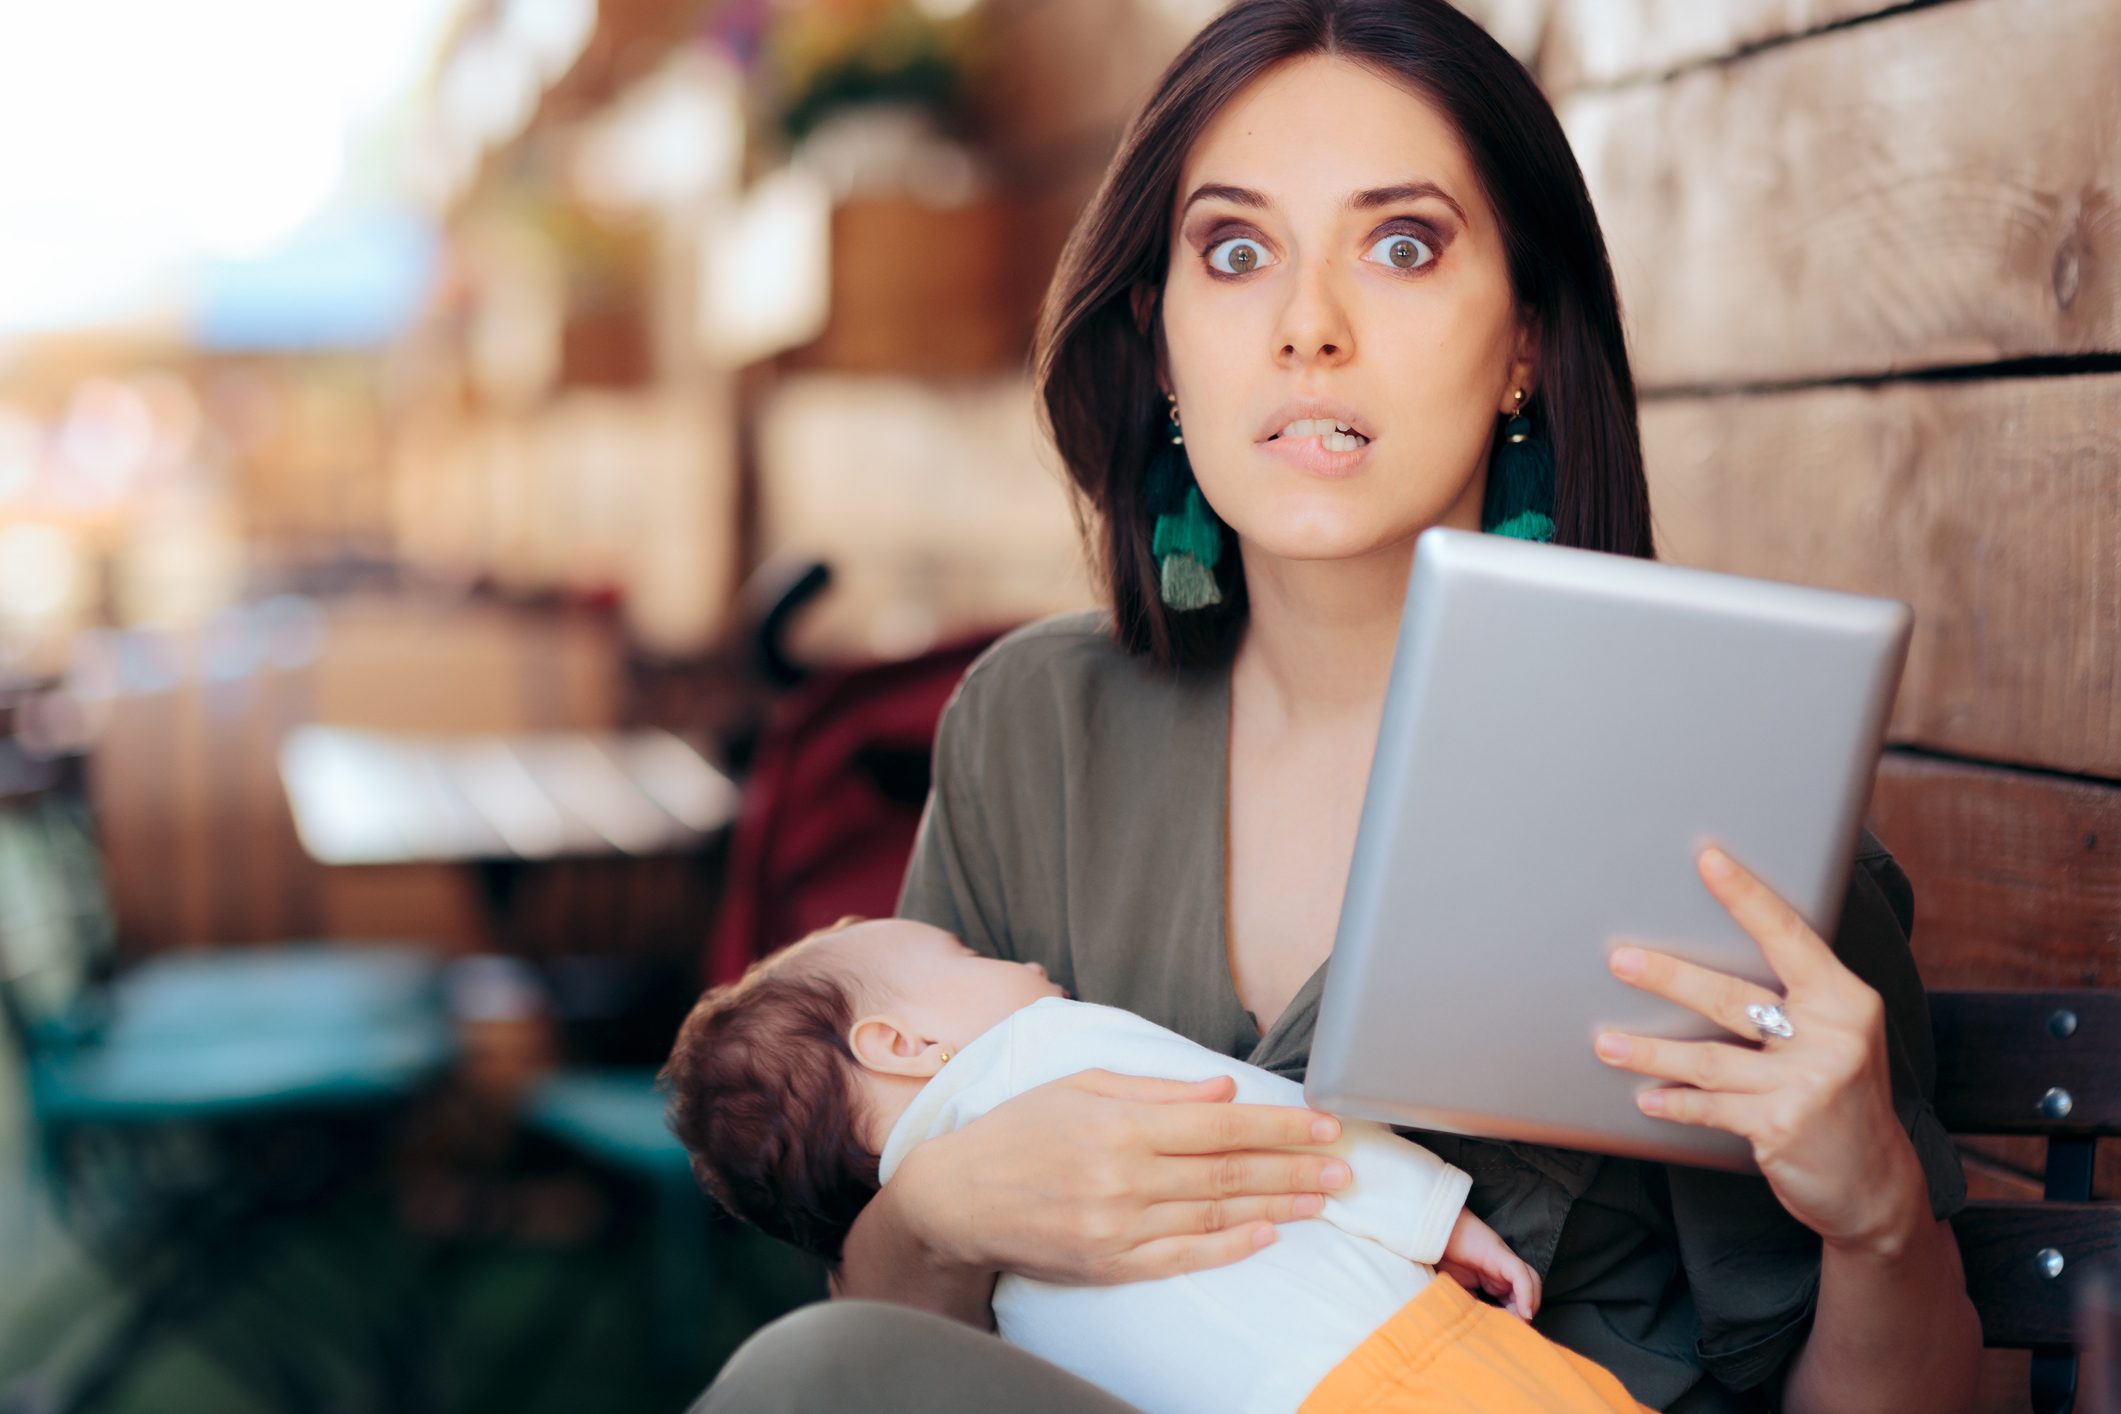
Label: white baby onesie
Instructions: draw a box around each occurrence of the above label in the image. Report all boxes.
[877,997,1472,1414]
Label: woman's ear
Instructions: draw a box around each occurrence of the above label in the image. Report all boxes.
[847,1014,947,1079]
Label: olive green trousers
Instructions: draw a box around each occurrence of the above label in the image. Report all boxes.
[692,1300,1141,1414]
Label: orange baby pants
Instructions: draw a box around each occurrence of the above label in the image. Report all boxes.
[1298,1274,1653,1414]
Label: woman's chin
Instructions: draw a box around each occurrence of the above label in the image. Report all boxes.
[1240,529,1423,569]
[1214,478,1473,566]
[1230,506,1447,568]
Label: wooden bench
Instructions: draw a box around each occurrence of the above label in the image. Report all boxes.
[1934,990,2121,1414]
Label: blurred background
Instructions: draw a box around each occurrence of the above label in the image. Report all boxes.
[0,0,2112,1411]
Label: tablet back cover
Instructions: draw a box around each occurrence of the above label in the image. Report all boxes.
[1305,529,1910,1172]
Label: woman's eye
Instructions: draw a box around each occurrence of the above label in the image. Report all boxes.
[1364,232,1434,271]
[1206,237,1271,275]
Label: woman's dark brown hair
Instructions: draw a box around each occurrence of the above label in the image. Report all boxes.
[1035,0,1651,667]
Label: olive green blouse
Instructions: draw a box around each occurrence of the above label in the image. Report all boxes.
[898,613,1966,1413]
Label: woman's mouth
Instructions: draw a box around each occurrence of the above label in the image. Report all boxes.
[1267,417,1370,453]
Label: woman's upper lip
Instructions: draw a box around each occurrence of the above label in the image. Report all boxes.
[1255,400,1374,441]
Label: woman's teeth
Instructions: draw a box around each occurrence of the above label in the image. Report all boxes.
[1272,418,1368,452]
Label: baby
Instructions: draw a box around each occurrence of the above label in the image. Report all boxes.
[663,918,1648,1414]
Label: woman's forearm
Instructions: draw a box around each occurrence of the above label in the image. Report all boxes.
[831,1070,1340,1330]
[834,1170,998,1329]
[1782,1167,1982,1414]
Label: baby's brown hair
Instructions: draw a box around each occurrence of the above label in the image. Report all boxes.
[659,920,879,1261]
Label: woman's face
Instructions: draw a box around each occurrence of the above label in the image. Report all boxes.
[1161,55,1531,567]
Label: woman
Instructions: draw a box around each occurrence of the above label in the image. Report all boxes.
[700,2,1981,1410]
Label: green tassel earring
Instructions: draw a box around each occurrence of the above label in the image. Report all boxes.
[1144,395,1224,610]
[1482,388,1556,543]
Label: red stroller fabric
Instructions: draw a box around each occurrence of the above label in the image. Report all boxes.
[706,635,998,987]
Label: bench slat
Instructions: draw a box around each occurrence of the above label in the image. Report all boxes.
[1953,1202,2121,1347]
[1930,990,2121,1136]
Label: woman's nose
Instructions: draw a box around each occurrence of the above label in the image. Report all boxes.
[1275,259,1356,367]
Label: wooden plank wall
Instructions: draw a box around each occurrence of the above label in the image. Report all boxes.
[1543,4,2119,1398]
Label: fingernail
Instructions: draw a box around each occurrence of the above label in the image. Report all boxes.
[1594,1032,1630,1062]
[1637,1090,1666,1116]
[1251,1225,1276,1249]
[1700,848,1734,880]
[1310,1118,1340,1144]
[1320,1161,1351,1190]
[1292,1194,1324,1218]
[1609,946,1644,978]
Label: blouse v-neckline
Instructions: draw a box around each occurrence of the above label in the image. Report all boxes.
[1207,659,1336,1071]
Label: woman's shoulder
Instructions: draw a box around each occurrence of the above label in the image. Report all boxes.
[945,609,1227,741]
[960,610,1124,694]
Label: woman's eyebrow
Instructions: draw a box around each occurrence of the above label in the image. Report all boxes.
[1348,181,1465,222]
[1180,182,1268,215]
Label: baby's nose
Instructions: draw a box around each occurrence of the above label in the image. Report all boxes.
[1027,962,1048,979]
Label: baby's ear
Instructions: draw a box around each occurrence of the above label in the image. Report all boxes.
[848,1015,946,1079]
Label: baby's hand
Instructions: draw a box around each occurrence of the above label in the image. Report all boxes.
[1437,1208,1540,1319]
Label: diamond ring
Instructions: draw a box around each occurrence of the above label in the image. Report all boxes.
[1746,1002,1795,1042]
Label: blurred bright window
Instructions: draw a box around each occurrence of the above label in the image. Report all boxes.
[0,0,465,333]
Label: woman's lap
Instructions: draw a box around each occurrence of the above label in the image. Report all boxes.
[692,1300,1143,1414]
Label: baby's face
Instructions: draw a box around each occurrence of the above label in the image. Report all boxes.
[829,919,1064,1049]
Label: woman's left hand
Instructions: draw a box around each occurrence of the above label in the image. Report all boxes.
[1591,846,1926,1247]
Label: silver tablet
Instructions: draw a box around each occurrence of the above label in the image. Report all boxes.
[1305,529,1911,1173]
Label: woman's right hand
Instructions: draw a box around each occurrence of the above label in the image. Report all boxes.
[835,1068,1350,1322]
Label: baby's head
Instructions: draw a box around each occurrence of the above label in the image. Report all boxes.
[661,917,1061,1259]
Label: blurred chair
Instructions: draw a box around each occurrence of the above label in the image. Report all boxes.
[279,727,745,1374]
[0,752,454,1414]
[521,1067,707,1364]
[434,953,707,1373]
